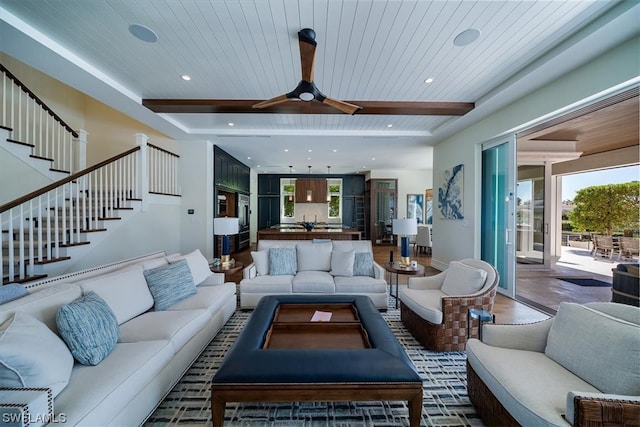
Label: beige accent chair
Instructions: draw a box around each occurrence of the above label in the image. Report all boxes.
[399,259,499,352]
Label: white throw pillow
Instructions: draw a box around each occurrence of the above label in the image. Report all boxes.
[0,312,74,397]
[167,249,212,285]
[76,265,154,325]
[251,250,269,275]
[330,249,356,277]
[296,242,332,271]
[440,261,487,296]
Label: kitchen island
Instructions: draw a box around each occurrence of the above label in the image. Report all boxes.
[257,226,361,241]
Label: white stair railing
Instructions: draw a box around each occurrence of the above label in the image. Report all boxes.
[1,64,78,173]
[148,142,181,196]
[1,147,141,283]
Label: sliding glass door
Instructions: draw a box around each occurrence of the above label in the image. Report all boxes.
[481,136,516,296]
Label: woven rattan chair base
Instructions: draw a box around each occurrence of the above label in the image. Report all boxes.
[400,302,472,352]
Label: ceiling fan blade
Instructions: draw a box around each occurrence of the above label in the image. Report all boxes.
[253,94,291,110]
[298,28,317,82]
[322,97,362,115]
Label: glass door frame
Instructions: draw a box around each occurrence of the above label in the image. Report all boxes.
[516,161,553,270]
[481,135,517,298]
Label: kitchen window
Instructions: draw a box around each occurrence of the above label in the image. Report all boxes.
[281,178,295,218]
[327,179,342,218]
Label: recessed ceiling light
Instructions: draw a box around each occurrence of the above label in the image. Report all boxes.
[307,157,311,160]
[247,157,251,160]
[129,23,158,43]
[454,28,481,46]
[181,75,191,81]
[424,77,434,84]
[228,122,234,126]
[284,149,289,152]
[257,165,261,168]
[333,149,337,152]
[307,149,312,152]
[372,157,376,160]
[387,124,393,128]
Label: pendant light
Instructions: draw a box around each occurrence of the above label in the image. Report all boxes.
[306,166,312,202]
[288,166,293,202]
[326,166,331,201]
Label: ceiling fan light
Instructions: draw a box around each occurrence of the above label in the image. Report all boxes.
[299,92,315,101]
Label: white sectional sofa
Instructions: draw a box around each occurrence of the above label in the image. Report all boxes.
[466,302,640,426]
[0,249,236,426]
[239,240,388,309]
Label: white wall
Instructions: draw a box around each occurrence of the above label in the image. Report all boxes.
[432,35,640,269]
[62,201,181,273]
[179,140,214,260]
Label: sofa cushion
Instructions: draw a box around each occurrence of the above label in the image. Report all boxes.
[353,252,375,277]
[53,340,174,426]
[0,311,74,397]
[330,249,355,276]
[466,339,601,427]
[269,248,297,275]
[167,249,212,285]
[240,276,294,294]
[0,283,82,334]
[545,302,640,395]
[292,271,336,293]
[77,265,154,325]
[139,257,168,271]
[56,292,119,366]
[398,288,445,324]
[118,309,209,353]
[251,250,269,275]
[0,284,28,304]
[441,261,487,296]
[333,276,387,293]
[296,242,332,271]
[144,259,198,311]
[167,282,236,314]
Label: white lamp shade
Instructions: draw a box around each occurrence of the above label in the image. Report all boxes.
[392,218,418,235]
[214,217,239,235]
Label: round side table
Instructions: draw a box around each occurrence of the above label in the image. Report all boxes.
[383,262,425,308]
[210,261,244,282]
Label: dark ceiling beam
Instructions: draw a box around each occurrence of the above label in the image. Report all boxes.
[142,99,474,116]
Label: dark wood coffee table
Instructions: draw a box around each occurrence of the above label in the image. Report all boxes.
[211,295,423,426]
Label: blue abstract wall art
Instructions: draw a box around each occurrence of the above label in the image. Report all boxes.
[438,164,464,219]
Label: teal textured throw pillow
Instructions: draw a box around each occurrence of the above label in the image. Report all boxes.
[56,291,119,366]
[269,248,297,275]
[353,252,375,277]
[144,259,197,310]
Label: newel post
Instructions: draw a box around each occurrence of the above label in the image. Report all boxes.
[136,133,149,212]
[74,129,88,173]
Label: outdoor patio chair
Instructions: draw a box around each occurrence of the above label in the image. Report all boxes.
[592,235,615,259]
[618,237,640,260]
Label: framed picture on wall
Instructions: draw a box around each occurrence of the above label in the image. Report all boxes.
[407,194,424,224]
[425,189,433,224]
[438,164,464,220]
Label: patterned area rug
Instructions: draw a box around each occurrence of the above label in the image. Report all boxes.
[145,298,483,426]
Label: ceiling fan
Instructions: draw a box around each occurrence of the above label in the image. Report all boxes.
[252,28,361,115]
[142,29,474,116]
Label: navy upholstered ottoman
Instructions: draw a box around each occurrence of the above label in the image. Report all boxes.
[211,295,422,426]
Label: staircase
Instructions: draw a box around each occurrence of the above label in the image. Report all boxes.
[1,64,181,284]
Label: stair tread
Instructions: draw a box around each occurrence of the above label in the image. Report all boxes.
[6,138,34,148]
[3,274,47,285]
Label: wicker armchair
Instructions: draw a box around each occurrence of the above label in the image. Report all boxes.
[399,259,498,352]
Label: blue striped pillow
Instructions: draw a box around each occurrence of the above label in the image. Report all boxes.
[56,291,119,366]
[269,248,297,275]
[353,252,375,277]
[144,259,197,310]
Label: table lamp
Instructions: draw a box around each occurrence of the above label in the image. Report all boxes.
[393,218,418,266]
[214,217,239,267]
